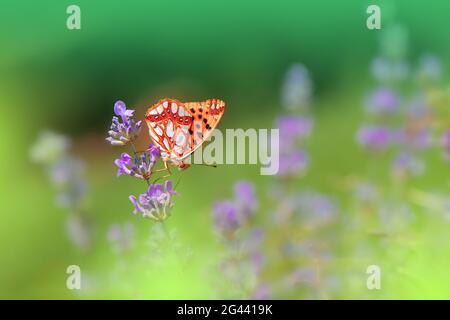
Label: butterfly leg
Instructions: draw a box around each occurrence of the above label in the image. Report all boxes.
[153,161,172,178]
[163,161,171,177]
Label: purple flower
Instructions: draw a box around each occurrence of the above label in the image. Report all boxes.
[243,229,265,272]
[442,131,450,162]
[395,127,431,150]
[391,152,425,179]
[48,155,87,209]
[281,64,313,110]
[114,149,157,180]
[294,192,337,226]
[278,149,308,176]
[213,201,240,237]
[66,214,92,250]
[56,179,87,208]
[129,181,176,221]
[106,100,142,146]
[234,181,258,221]
[277,116,313,151]
[107,223,135,253]
[365,88,399,114]
[357,126,392,151]
[251,284,271,300]
[49,157,84,186]
[113,100,134,119]
[148,143,161,158]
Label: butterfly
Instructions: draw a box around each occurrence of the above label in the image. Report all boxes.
[145,98,225,174]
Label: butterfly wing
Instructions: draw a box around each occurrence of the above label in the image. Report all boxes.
[179,98,225,160]
[145,98,225,163]
[145,98,193,160]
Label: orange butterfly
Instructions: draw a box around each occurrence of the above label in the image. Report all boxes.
[145,98,225,174]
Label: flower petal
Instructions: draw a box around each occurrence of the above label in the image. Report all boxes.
[114,100,127,116]
[129,195,143,215]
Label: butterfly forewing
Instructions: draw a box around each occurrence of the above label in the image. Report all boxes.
[145,98,191,158]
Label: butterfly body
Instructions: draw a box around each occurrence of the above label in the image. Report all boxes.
[145,98,225,172]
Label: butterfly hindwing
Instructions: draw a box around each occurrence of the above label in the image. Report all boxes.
[180,99,225,159]
[145,98,225,164]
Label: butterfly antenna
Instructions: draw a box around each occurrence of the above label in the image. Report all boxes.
[195,162,217,168]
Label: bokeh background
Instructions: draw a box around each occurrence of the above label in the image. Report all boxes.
[1,0,449,299]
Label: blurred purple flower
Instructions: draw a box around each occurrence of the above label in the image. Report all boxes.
[56,180,87,208]
[391,152,425,179]
[251,284,271,300]
[107,223,135,253]
[129,181,176,221]
[244,229,265,272]
[294,192,337,225]
[277,116,313,151]
[365,88,399,114]
[115,147,158,180]
[234,181,258,221]
[47,153,87,209]
[31,130,92,249]
[106,100,142,146]
[395,127,431,150]
[213,201,240,237]
[49,157,84,186]
[278,149,308,176]
[281,64,313,110]
[148,143,161,158]
[66,214,92,250]
[357,126,392,151]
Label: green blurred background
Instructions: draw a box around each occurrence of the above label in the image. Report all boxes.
[0,0,449,299]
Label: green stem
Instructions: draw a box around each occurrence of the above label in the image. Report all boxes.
[130,142,137,154]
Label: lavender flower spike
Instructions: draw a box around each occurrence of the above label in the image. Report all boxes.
[365,88,399,115]
[234,181,258,221]
[277,116,313,151]
[213,201,240,237]
[115,148,158,180]
[129,181,176,221]
[357,126,392,151]
[106,100,142,146]
[281,64,313,110]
